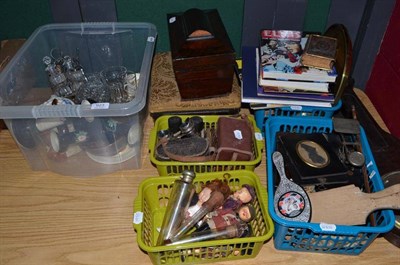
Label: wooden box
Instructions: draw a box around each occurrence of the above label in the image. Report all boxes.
[167,8,236,99]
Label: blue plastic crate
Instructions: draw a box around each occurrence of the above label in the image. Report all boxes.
[264,116,395,255]
[254,100,342,131]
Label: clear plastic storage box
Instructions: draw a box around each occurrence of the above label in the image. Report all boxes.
[0,23,157,176]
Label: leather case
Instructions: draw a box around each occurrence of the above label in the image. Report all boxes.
[215,116,254,161]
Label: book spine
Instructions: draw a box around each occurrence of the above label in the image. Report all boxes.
[258,79,329,92]
[257,87,334,102]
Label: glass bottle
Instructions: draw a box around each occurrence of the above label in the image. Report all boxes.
[157,170,196,246]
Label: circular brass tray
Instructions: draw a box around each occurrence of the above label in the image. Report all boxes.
[324,24,353,105]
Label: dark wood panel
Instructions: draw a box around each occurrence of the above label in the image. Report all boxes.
[49,0,82,23]
[80,0,117,22]
[351,0,396,89]
[326,0,367,44]
[241,0,307,47]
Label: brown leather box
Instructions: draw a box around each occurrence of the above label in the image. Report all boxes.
[167,8,236,99]
[215,116,254,161]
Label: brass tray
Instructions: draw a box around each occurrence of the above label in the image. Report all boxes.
[324,24,353,105]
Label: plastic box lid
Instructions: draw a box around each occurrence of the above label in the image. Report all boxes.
[0,23,157,119]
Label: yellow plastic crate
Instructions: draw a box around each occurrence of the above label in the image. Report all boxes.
[133,170,274,265]
[149,115,264,175]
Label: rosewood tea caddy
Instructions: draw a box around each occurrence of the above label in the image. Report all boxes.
[167,8,236,99]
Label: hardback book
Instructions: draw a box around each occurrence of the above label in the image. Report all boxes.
[257,86,335,102]
[241,46,333,108]
[257,48,330,93]
[301,34,337,70]
[261,64,338,82]
[259,30,303,74]
[258,77,330,92]
[248,102,331,110]
[259,30,337,83]
[243,95,333,108]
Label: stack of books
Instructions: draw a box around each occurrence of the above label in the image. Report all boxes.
[242,30,339,109]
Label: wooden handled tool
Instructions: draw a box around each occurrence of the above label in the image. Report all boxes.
[309,184,400,225]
